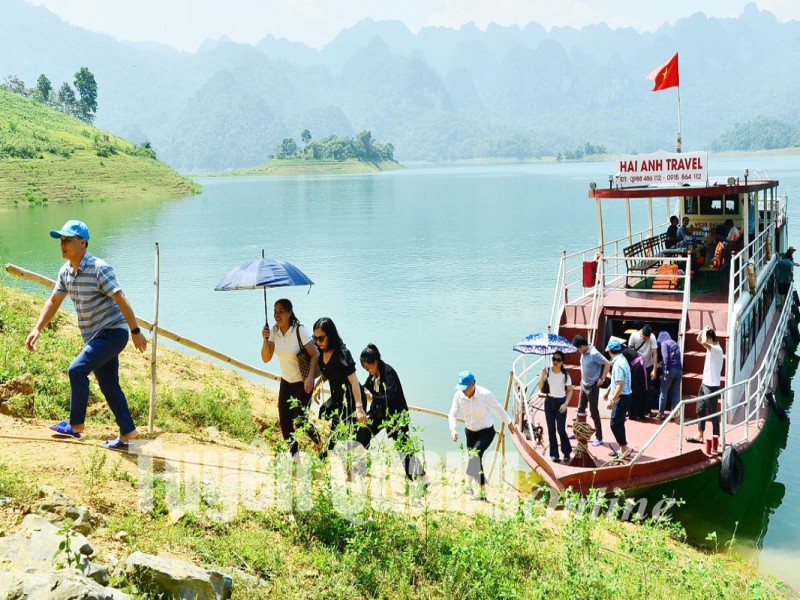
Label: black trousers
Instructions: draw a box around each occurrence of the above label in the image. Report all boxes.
[697,384,721,436]
[278,378,316,455]
[368,405,425,479]
[465,426,495,486]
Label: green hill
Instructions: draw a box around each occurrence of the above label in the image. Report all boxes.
[0,89,198,206]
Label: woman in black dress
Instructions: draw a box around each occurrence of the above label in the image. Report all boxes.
[313,318,368,444]
[361,344,425,480]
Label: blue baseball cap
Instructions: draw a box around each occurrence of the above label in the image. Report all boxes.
[455,370,476,391]
[50,220,90,241]
[606,339,623,353]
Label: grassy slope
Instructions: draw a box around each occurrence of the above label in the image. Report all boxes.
[0,279,790,599]
[0,90,198,206]
[206,157,403,177]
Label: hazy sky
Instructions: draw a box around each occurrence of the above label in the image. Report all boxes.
[27,0,800,52]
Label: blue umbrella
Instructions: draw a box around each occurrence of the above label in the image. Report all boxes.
[215,250,313,325]
[513,332,577,355]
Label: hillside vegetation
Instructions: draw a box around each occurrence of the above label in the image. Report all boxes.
[0,279,790,599]
[0,89,198,206]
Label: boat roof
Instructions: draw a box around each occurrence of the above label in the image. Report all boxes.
[589,179,779,200]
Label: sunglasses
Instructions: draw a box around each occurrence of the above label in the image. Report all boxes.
[313,335,327,343]
[551,357,563,363]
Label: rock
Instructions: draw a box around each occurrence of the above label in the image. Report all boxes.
[167,508,186,524]
[126,551,232,600]
[0,374,33,402]
[206,426,221,440]
[0,567,130,600]
[0,514,94,570]
[35,486,102,534]
[83,558,112,586]
[79,542,95,556]
[113,530,128,541]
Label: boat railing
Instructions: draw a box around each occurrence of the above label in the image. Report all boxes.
[631,289,792,463]
[598,254,692,295]
[512,353,548,440]
[728,223,776,308]
[549,222,669,330]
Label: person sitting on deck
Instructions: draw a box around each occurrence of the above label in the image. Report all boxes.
[725,219,740,243]
[677,217,693,248]
[603,339,632,460]
[665,215,681,248]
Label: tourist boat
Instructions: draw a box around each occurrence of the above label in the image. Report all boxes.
[510,150,793,495]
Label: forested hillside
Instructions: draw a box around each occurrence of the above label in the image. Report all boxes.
[2,0,798,171]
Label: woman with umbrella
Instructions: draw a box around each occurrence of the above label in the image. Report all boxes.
[536,350,574,463]
[261,299,319,455]
[313,317,369,444]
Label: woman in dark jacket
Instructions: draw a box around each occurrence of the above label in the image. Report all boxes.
[313,317,369,446]
[361,343,426,481]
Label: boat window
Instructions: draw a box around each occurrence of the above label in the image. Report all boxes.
[699,194,740,216]
[684,196,699,215]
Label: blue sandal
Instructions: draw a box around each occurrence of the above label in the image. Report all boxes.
[49,421,80,439]
[102,438,130,450]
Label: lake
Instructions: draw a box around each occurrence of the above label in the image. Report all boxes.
[1,155,798,587]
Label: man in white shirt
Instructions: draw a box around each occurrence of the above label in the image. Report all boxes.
[449,370,517,500]
[725,219,740,242]
[687,328,724,453]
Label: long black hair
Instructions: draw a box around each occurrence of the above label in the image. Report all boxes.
[312,317,343,350]
[274,298,299,327]
[360,343,381,365]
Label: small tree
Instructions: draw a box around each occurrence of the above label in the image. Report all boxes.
[301,129,312,146]
[58,82,78,116]
[1,75,27,96]
[74,67,97,123]
[33,74,52,105]
[276,137,298,158]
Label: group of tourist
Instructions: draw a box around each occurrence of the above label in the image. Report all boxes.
[27,219,517,500]
[531,323,726,463]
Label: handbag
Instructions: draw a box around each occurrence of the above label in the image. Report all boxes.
[540,368,550,395]
[295,325,317,379]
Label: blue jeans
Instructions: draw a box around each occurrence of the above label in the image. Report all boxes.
[610,394,632,446]
[544,396,571,460]
[68,328,136,435]
[659,370,682,413]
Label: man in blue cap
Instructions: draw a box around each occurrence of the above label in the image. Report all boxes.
[25,220,148,449]
[603,339,632,460]
[448,370,517,500]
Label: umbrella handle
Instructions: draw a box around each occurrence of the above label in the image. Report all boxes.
[264,286,269,327]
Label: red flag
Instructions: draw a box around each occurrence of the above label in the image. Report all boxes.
[647,52,679,91]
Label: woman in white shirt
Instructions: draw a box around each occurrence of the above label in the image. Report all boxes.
[537,351,574,463]
[260,298,319,455]
[448,370,517,499]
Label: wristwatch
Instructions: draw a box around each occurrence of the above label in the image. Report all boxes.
[131,327,141,335]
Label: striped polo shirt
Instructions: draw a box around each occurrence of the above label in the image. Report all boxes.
[54,252,127,342]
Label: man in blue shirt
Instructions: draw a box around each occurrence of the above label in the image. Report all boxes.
[604,338,632,460]
[572,335,611,447]
[25,220,147,450]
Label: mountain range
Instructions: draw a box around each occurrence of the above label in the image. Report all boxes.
[2,0,799,171]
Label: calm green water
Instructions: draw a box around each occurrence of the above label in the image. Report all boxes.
[1,156,799,586]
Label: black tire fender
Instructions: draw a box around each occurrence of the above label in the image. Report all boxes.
[719,446,744,495]
[789,319,800,344]
[778,362,791,396]
[766,391,788,422]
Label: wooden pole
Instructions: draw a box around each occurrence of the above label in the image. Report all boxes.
[148,243,160,433]
[488,370,513,481]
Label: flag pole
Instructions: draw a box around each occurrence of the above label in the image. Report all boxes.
[676,84,682,153]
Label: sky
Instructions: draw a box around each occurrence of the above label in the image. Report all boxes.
[27,0,800,52]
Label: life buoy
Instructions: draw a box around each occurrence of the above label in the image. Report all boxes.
[746,263,756,295]
[766,233,772,261]
[778,362,791,396]
[766,391,788,422]
[719,446,744,495]
[789,319,800,344]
